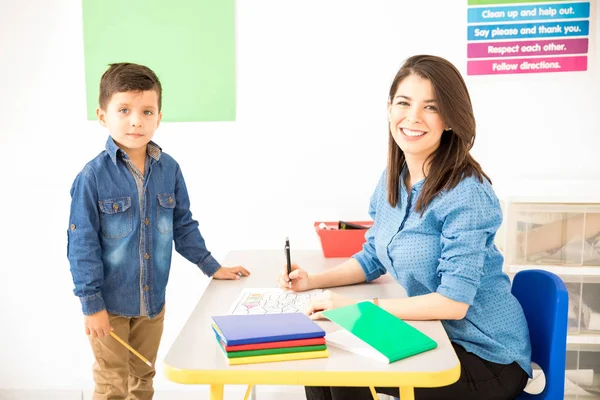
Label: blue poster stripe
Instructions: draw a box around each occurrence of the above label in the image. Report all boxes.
[468,20,589,40]
[468,2,590,23]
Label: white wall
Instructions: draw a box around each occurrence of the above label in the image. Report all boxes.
[0,0,598,395]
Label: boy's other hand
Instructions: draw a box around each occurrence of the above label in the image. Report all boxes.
[85,309,113,339]
[213,265,250,280]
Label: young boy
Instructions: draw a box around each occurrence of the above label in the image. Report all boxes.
[67,62,249,399]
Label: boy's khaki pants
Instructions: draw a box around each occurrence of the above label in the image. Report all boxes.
[89,306,165,400]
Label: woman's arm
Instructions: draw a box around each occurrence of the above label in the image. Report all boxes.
[306,289,469,321]
[378,293,469,321]
[309,258,367,289]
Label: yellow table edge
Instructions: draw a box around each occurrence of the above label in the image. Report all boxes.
[163,360,461,388]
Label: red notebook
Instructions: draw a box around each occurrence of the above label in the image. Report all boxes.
[220,336,326,352]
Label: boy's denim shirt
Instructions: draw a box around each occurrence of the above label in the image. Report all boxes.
[67,137,220,318]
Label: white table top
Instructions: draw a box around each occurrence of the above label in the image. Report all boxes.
[163,250,460,388]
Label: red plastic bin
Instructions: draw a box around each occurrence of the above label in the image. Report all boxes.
[314,221,373,258]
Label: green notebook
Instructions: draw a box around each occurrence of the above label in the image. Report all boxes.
[224,344,327,358]
[322,301,437,363]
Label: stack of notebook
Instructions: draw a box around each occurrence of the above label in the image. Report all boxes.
[211,313,328,365]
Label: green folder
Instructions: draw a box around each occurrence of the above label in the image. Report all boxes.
[322,301,437,363]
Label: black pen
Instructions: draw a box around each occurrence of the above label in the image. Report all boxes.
[285,236,292,289]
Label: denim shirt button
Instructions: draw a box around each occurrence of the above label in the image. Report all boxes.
[144,218,149,226]
[144,285,149,292]
[168,197,173,204]
[144,253,150,260]
[70,224,76,230]
[112,203,119,211]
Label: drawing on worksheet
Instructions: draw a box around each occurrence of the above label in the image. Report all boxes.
[228,288,323,315]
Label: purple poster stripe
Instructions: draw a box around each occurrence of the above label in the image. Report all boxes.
[467,56,587,75]
[468,38,588,58]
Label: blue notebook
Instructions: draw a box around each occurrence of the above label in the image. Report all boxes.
[212,313,325,346]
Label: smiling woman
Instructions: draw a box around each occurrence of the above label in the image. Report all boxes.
[279,55,532,400]
[387,74,447,176]
[384,55,487,214]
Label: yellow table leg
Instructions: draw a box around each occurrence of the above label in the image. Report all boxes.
[399,386,415,400]
[210,384,224,400]
[243,385,254,400]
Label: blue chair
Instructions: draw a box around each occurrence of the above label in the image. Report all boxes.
[391,269,568,400]
[512,269,569,400]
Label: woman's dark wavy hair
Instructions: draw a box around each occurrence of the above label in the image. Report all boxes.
[387,55,490,213]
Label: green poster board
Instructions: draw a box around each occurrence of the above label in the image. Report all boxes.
[82,0,235,122]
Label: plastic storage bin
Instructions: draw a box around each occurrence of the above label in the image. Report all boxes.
[314,221,372,258]
[504,202,600,267]
[502,198,600,399]
[563,278,600,336]
[565,345,600,399]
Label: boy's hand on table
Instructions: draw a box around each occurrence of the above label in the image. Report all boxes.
[85,309,113,338]
[213,266,250,280]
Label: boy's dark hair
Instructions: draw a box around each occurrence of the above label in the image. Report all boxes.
[99,62,162,110]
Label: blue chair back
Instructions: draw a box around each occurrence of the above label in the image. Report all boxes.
[512,269,569,400]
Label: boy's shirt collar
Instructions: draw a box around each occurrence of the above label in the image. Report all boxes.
[105,136,162,165]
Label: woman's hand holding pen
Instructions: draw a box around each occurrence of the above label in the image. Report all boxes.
[278,263,312,292]
[305,290,356,320]
[213,265,250,280]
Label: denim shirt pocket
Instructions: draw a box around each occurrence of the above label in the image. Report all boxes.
[157,193,176,234]
[98,197,133,239]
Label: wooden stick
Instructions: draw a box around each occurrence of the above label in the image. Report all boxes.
[109,331,152,367]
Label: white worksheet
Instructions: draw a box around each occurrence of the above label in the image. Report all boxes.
[228,288,323,315]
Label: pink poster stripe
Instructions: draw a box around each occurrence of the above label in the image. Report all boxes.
[468,38,588,58]
[467,56,587,75]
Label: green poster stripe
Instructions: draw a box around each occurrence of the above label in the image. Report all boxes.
[469,0,576,5]
[82,0,235,122]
